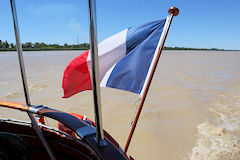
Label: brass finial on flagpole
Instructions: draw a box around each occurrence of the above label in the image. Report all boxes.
[168,7,179,16]
[124,7,179,154]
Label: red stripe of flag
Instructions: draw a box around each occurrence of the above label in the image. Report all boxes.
[62,50,92,98]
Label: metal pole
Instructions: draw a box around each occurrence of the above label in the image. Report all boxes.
[88,0,106,146]
[124,7,179,153]
[10,0,56,159]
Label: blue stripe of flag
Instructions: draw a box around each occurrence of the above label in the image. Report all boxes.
[106,19,166,94]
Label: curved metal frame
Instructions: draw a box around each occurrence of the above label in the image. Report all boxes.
[0,101,128,160]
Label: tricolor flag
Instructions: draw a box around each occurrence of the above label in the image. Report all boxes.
[62,18,169,98]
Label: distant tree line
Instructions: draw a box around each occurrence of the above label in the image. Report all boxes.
[0,40,11,49]
[0,39,234,51]
[163,46,225,51]
[0,40,90,51]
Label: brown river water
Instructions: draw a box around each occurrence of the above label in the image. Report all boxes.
[0,50,240,160]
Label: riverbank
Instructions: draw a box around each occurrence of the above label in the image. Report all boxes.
[0,47,89,52]
[0,47,238,52]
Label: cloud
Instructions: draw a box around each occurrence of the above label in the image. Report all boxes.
[25,3,79,17]
[68,18,82,32]
[67,18,88,43]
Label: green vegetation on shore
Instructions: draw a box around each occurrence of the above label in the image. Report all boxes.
[0,40,90,51]
[0,40,238,51]
[163,46,226,51]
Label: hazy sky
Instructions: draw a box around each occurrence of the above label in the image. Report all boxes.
[0,0,239,50]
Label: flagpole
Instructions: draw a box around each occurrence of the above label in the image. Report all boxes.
[10,0,56,159]
[124,7,179,154]
[88,0,106,146]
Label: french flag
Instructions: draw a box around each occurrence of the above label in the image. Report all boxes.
[62,19,167,98]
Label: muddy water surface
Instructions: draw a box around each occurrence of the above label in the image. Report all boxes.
[0,50,240,160]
